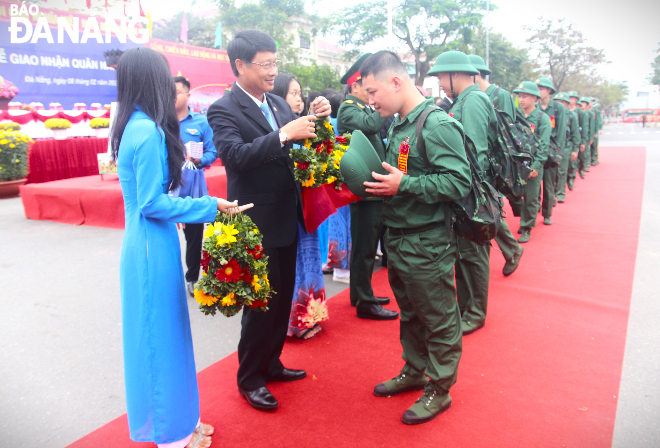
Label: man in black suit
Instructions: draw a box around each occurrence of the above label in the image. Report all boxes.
[207,30,331,411]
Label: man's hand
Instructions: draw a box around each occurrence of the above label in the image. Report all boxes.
[191,157,201,166]
[176,223,186,230]
[311,96,331,117]
[594,133,597,139]
[363,162,404,196]
[281,115,317,141]
[590,140,594,145]
[571,151,578,161]
[218,199,254,214]
[579,144,585,152]
[529,169,539,179]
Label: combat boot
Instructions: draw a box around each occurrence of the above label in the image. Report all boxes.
[503,246,524,276]
[579,170,585,179]
[401,386,452,425]
[568,180,574,191]
[518,229,531,244]
[374,371,427,397]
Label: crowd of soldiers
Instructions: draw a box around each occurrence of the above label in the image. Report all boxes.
[337,49,604,425]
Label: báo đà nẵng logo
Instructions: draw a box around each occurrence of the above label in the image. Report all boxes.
[7,2,149,45]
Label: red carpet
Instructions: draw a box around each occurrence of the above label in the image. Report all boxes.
[19,166,227,229]
[68,147,645,447]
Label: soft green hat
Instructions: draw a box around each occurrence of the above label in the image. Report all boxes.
[554,92,570,103]
[579,96,590,103]
[340,53,373,85]
[568,91,579,99]
[339,130,387,197]
[513,81,541,99]
[535,77,556,94]
[427,51,480,76]
[467,54,491,75]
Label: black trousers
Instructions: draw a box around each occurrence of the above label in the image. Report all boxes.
[237,235,298,391]
[183,223,204,283]
[349,200,382,310]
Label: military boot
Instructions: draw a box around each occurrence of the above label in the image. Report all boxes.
[518,228,531,244]
[568,180,574,191]
[374,371,427,397]
[401,386,452,425]
[503,246,524,276]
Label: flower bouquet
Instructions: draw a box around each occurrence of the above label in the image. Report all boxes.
[89,118,110,129]
[0,77,19,100]
[194,211,273,318]
[44,118,72,130]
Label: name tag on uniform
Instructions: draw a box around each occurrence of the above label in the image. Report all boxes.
[186,129,199,135]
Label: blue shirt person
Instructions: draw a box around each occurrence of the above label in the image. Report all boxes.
[174,76,217,295]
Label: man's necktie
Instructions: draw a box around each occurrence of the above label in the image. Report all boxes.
[259,102,277,131]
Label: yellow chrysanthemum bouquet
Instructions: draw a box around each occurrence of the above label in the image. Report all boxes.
[0,129,32,182]
[290,115,349,190]
[194,211,273,318]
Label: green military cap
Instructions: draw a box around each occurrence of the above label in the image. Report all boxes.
[339,130,387,197]
[513,81,541,98]
[467,54,491,75]
[568,91,579,99]
[340,53,373,85]
[579,96,590,103]
[535,77,556,94]
[554,92,571,103]
[427,50,480,76]
[591,97,598,102]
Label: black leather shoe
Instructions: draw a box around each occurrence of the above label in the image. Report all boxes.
[267,368,306,382]
[238,386,278,410]
[351,296,391,307]
[186,281,195,296]
[357,304,399,320]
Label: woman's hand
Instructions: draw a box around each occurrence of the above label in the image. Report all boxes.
[310,96,331,117]
[217,199,254,214]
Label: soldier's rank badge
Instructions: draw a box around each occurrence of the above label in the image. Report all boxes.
[398,137,410,174]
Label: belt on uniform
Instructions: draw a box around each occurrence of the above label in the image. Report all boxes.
[388,223,441,236]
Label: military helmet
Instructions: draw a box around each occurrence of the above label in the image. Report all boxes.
[554,92,570,103]
[513,81,542,99]
[428,51,480,76]
[579,96,590,103]
[535,77,556,94]
[568,91,579,99]
[467,54,491,75]
[339,130,387,197]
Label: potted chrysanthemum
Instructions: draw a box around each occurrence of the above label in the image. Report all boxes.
[44,118,72,140]
[89,117,110,138]
[0,77,19,110]
[0,128,32,198]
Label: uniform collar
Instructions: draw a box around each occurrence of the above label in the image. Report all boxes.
[180,106,194,122]
[452,84,480,107]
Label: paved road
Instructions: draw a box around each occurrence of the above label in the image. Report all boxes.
[0,122,658,447]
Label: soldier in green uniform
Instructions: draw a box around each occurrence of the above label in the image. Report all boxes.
[337,53,399,321]
[535,78,566,223]
[553,92,580,202]
[566,91,583,190]
[469,54,524,277]
[513,82,551,244]
[360,51,471,425]
[590,98,602,166]
[578,97,592,178]
[427,51,495,336]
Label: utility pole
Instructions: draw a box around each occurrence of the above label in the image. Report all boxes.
[486,0,490,81]
[387,0,393,50]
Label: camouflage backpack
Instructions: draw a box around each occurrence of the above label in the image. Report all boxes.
[416,106,503,246]
[488,90,535,199]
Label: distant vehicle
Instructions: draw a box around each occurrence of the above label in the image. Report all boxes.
[621,108,660,123]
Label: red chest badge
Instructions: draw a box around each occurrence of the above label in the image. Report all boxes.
[530,123,535,133]
[550,115,556,128]
[398,137,410,174]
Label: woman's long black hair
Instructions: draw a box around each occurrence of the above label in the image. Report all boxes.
[111,47,186,191]
[272,74,300,107]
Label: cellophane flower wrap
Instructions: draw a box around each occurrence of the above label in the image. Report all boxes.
[290,115,349,190]
[194,211,273,318]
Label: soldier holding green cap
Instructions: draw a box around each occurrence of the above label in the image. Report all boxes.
[360,50,471,425]
[469,53,524,277]
[553,92,580,202]
[428,50,497,335]
[337,53,399,321]
[513,81,552,243]
[578,97,592,177]
[566,91,583,189]
[535,77,565,222]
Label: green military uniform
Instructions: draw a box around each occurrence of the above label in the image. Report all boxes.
[591,100,602,165]
[485,84,517,122]
[513,82,551,242]
[578,97,592,176]
[536,78,566,221]
[431,51,495,334]
[337,54,390,314]
[566,91,582,189]
[553,92,580,201]
[382,97,470,406]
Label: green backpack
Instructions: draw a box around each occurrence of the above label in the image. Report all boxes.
[416,106,503,246]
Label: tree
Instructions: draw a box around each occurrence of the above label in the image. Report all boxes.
[152,11,219,48]
[471,29,538,93]
[562,75,628,113]
[650,44,660,87]
[525,18,607,92]
[335,0,487,85]
[280,63,342,93]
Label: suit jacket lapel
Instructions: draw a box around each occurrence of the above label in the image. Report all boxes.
[231,82,274,134]
[266,93,284,129]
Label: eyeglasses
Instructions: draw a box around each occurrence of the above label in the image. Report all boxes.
[247,60,279,70]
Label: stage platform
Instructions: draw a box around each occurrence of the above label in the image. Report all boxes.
[19,166,227,229]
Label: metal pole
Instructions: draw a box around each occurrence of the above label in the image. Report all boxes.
[388,0,393,50]
[486,0,490,81]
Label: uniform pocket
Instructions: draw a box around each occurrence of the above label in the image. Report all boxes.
[416,228,443,261]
